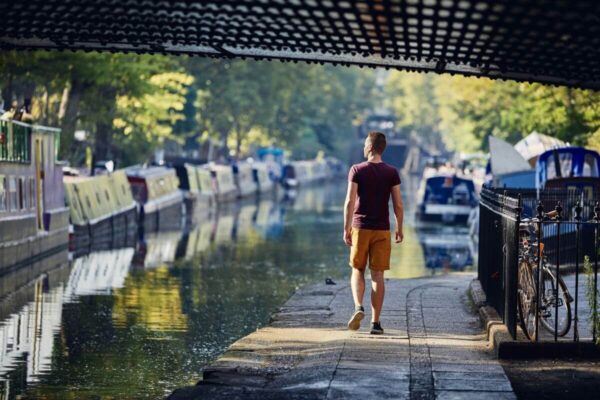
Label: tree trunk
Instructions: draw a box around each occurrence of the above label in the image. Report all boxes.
[235,128,242,158]
[1,76,13,111]
[93,85,117,164]
[59,77,84,161]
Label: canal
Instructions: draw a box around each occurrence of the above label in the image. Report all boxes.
[0,180,475,399]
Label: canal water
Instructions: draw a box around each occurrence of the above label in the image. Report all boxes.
[0,180,475,399]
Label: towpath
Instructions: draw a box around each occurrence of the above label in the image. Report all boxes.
[169,274,515,399]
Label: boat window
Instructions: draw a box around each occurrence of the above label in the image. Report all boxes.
[583,153,600,177]
[546,158,556,180]
[86,196,92,210]
[560,153,573,177]
[8,177,17,211]
[105,189,111,202]
[96,192,102,204]
[546,153,573,179]
[0,176,6,212]
[29,178,35,209]
[122,184,127,195]
[18,178,24,210]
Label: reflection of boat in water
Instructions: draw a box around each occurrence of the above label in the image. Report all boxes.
[64,248,134,298]
[253,200,285,240]
[132,231,183,269]
[416,227,474,272]
[417,175,477,224]
[0,258,70,395]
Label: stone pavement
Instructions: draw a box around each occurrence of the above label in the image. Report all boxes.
[169,274,515,400]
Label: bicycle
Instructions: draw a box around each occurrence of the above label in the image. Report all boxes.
[517,217,573,341]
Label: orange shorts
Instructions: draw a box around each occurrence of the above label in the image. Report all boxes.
[349,228,391,271]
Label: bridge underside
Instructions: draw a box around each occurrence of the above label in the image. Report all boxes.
[1,1,599,89]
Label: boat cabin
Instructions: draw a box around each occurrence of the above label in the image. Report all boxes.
[536,147,600,190]
[418,175,477,223]
[0,119,69,270]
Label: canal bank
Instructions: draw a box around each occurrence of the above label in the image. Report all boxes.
[0,182,478,399]
[169,274,515,400]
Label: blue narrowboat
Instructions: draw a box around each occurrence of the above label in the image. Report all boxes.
[536,147,600,190]
[417,174,478,224]
[534,147,600,268]
[0,119,69,271]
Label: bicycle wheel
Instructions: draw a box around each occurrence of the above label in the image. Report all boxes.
[539,267,572,337]
[517,259,537,341]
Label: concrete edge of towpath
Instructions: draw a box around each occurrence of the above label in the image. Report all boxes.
[468,278,600,359]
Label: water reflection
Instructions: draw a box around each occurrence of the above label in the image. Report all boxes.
[0,182,476,399]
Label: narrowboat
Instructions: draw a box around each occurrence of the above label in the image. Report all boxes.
[173,163,215,222]
[535,147,600,267]
[291,160,313,185]
[126,166,184,232]
[0,119,69,271]
[280,163,298,189]
[234,161,257,198]
[63,170,137,254]
[211,164,238,202]
[417,174,478,224]
[253,162,275,194]
[536,147,600,191]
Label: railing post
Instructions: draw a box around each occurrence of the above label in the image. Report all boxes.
[554,201,563,342]
[594,202,600,343]
[535,201,544,341]
[574,198,582,341]
[507,194,522,339]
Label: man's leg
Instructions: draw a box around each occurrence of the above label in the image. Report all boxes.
[351,267,365,307]
[370,270,385,323]
[348,229,368,330]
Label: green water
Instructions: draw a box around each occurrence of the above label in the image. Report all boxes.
[0,182,474,399]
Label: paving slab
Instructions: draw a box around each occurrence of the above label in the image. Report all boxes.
[168,274,515,400]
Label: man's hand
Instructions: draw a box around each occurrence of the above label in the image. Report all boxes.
[343,228,352,246]
[395,229,404,243]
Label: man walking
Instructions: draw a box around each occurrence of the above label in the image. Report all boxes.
[343,131,404,334]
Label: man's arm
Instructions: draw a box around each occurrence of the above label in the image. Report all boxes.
[391,184,404,243]
[343,181,358,246]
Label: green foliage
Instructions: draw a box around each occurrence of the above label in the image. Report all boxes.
[384,72,600,152]
[584,255,600,344]
[190,58,376,159]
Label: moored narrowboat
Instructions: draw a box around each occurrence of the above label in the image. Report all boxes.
[280,163,298,189]
[126,166,184,232]
[211,164,237,202]
[253,162,275,194]
[0,119,69,271]
[417,174,477,224]
[63,170,137,254]
[536,147,600,191]
[174,163,215,222]
[234,161,257,198]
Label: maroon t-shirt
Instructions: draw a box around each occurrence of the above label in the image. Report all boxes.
[348,161,401,230]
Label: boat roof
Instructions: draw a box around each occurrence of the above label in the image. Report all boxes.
[514,132,566,162]
[425,174,474,183]
[125,165,174,178]
[536,146,600,188]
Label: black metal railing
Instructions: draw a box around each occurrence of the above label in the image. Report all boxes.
[479,186,600,342]
[479,188,521,338]
[0,119,31,162]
